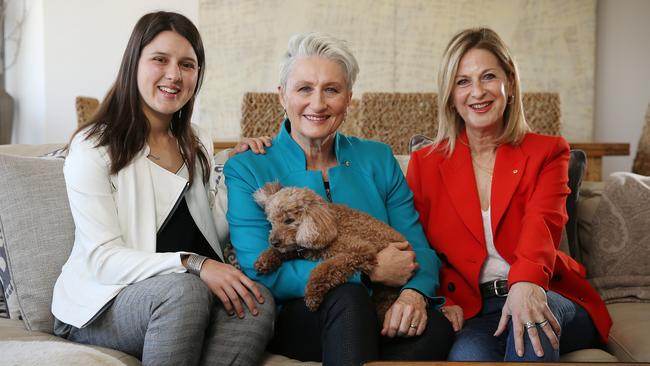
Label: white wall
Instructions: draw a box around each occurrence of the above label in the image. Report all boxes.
[4,0,45,143]
[595,0,650,177]
[5,0,650,176]
[5,0,199,144]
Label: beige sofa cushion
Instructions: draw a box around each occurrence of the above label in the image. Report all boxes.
[607,302,650,362]
[0,154,75,332]
[0,318,140,365]
[584,173,650,303]
[0,144,64,158]
[0,144,66,319]
[559,348,618,362]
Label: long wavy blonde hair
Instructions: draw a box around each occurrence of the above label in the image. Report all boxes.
[435,27,529,154]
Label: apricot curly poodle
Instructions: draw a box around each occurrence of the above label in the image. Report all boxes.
[253,182,406,318]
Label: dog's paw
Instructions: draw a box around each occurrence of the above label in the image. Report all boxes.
[304,284,325,311]
[304,295,322,311]
[254,259,273,274]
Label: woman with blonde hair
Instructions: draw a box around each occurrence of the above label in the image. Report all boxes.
[407,27,611,361]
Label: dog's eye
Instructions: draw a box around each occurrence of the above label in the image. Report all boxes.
[283,218,295,225]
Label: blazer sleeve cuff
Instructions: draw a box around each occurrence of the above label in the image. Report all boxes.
[508,263,551,291]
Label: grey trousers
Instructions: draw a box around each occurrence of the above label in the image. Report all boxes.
[54,273,275,366]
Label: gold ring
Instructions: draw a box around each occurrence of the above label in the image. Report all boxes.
[524,320,535,330]
[410,324,417,329]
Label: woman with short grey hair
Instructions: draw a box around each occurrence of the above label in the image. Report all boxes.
[225,32,454,365]
[279,32,360,90]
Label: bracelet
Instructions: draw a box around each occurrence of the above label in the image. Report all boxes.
[186,254,208,276]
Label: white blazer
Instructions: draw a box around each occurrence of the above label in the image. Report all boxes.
[52,126,228,328]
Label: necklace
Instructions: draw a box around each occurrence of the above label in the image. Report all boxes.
[471,152,495,175]
[147,153,161,161]
[471,151,495,209]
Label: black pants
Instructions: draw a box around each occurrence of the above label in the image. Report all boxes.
[269,283,454,366]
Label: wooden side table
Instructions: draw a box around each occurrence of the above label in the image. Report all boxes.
[569,142,630,181]
[214,141,237,152]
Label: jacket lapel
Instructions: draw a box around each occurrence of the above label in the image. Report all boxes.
[491,143,527,233]
[439,137,485,246]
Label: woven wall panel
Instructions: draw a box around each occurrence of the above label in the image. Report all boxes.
[75,96,100,127]
[359,92,437,155]
[238,91,563,153]
[240,92,284,138]
[522,92,561,136]
[199,0,596,141]
[240,92,363,139]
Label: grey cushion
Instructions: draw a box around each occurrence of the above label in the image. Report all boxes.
[1,190,23,320]
[586,172,650,303]
[0,285,6,318]
[408,134,434,154]
[1,229,9,318]
[0,154,75,333]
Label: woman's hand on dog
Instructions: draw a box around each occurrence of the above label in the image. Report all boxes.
[381,289,427,338]
[370,241,418,286]
[199,259,266,319]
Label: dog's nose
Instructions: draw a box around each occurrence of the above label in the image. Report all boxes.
[270,239,280,248]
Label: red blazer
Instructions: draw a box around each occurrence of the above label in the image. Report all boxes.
[406,131,612,344]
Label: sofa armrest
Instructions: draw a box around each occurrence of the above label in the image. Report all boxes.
[0,144,65,157]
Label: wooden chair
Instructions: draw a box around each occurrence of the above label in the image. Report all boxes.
[358,92,438,155]
[522,92,561,136]
[632,103,650,176]
[240,92,284,138]
[75,96,100,127]
[338,98,362,137]
[239,92,362,138]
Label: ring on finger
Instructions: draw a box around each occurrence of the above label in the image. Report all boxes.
[524,320,536,330]
[537,319,549,327]
[410,323,417,329]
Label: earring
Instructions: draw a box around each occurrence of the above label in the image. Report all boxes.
[283,109,288,120]
[507,95,514,105]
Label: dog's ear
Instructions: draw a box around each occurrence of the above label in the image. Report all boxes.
[254,182,283,208]
[296,203,337,248]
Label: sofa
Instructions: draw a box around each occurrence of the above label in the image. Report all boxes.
[1,143,649,365]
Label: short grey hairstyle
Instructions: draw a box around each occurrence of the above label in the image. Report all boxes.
[279,32,360,91]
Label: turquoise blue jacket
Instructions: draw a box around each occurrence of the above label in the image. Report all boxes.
[225,120,442,303]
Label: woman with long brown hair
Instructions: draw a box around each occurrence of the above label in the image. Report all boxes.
[51,11,274,365]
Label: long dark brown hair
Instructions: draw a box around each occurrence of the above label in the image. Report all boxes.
[71,11,209,185]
